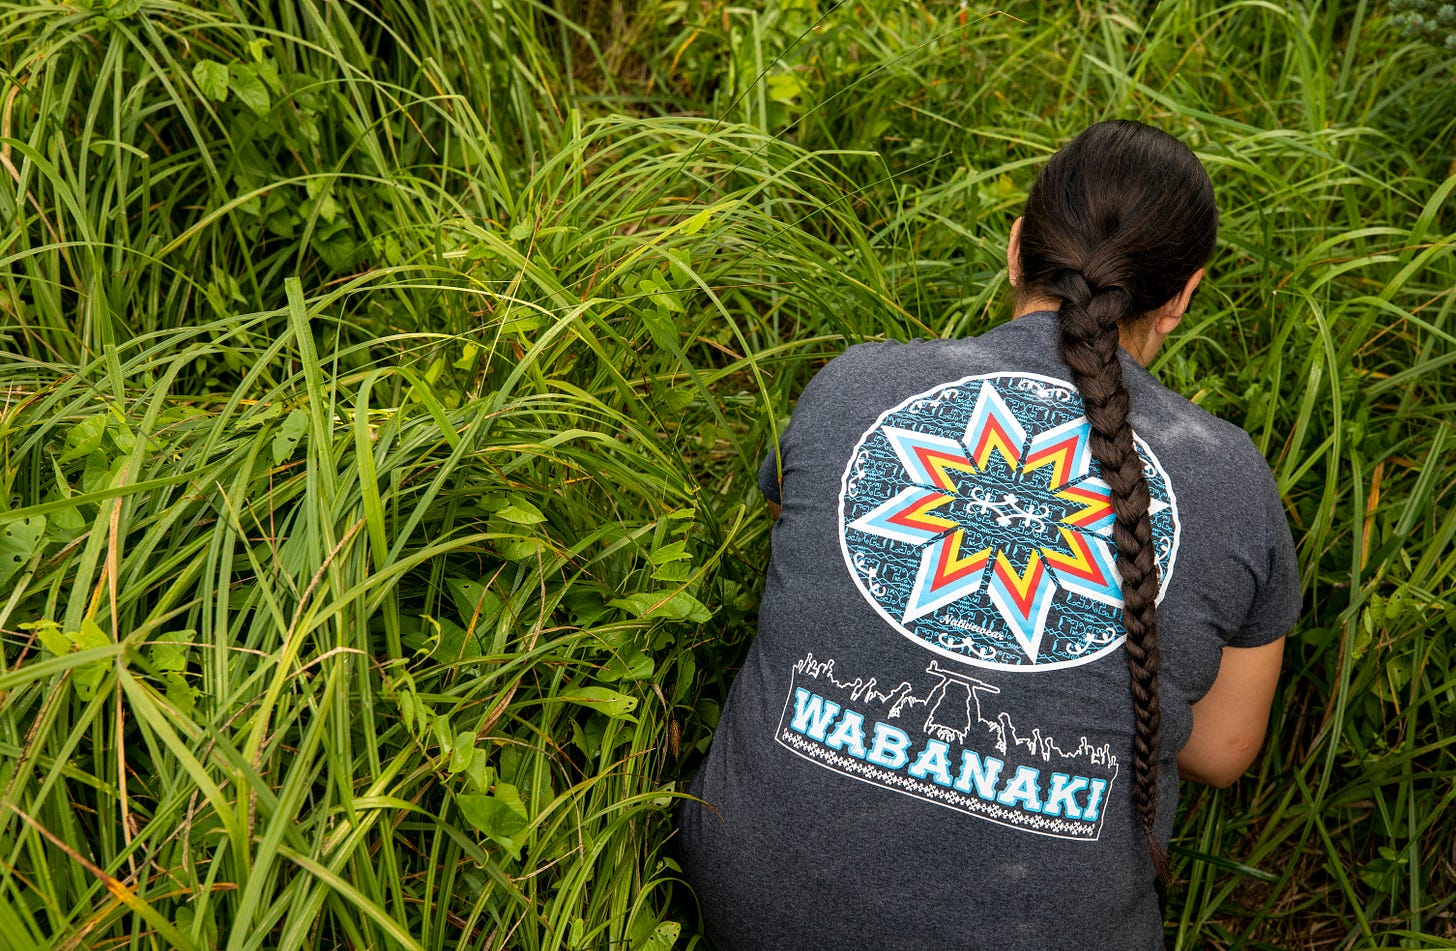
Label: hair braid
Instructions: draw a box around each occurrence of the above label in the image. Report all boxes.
[1017,121,1216,883]
[1048,269,1168,879]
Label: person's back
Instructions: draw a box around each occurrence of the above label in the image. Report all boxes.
[677,121,1300,950]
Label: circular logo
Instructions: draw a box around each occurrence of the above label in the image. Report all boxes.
[838,372,1179,671]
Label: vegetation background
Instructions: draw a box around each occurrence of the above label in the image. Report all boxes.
[0,0,1452,948]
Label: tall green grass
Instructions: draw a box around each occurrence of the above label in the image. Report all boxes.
[1,1,1453,948]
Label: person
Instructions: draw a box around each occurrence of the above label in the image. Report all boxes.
[675,120,1301,949]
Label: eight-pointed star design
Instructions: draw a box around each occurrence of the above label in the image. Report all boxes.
[848,381,1167,662]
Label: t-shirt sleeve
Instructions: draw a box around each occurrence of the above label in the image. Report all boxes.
[753,345,859,507]
[752,341,890,509]
[1227,471,1302,647]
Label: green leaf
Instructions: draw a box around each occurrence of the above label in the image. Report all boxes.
[449,733,475,774]
[650,560,692,583]
[508,221,533,241]
[766,72,803,105]
[496,498,546,525]
[499,309,544,335]
[272,409,308,465]
[397,690,421,733]
[109,419,136,455]
[164,672,200,719]
[636,277,684,314]
[193,60,229,102]
[671,653,697,704]
[561,686,637,719]
[452,342,479,370]
[609,590,712,623]
[635,920,681,951]
[305,179,341,224]
[422,614,482,663]
[649,539,694,582]
[666,247,692,273]
[458,789,526,836]
[379,233,401,264]
[498,536,547,562]
[149,630,194,673]
[256,58,282,95]
[563,590,611,627]
[70,618,110,651]
[0,515,46,587]
[571,717,604,760]
[641,307,679,354]
[432,713,453,753]
[444,580,502,629]
[600,644,654,682]
[648,539,691,565]
[680,201,737,236]
[70,619,111,701]
[81,453,117,495]
[22,619,68,657]
[228,63,271,116]
[464,759,494,795]
[459,783,529,859]
[49,503,85,538]
[59,416,106,463]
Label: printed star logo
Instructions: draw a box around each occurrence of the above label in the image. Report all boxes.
[848,381,1167,662]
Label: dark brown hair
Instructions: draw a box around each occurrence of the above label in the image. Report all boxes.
[1015,120,1217,878]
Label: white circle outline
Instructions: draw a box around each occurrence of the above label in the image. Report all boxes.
[836,370,1181,672]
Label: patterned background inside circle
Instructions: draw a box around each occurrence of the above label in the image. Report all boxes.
[838,373,1179,670]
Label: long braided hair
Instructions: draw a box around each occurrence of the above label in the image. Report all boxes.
[1015,120,1217,878]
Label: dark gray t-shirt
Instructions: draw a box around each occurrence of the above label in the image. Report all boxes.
[678,313,1301,950]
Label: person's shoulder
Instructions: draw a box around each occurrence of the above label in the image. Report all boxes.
[1139,386,1280,494]
[1167,391,1260,448]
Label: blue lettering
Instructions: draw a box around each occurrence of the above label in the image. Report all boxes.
[907,739,954,786]
[953,750,1005,800]
[789,688,841,742]
[1042,772,1089,819]
[866,722,912,769]
[824,709,868,758]
[1083,778,1108,822]
[996,765,1043,813]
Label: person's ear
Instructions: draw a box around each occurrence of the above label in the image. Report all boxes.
[1007,217,1024,287]
[1155,267,1204,335]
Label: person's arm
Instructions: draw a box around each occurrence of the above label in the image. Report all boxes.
[768,501,781,520]
[1177,637,1285,788]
